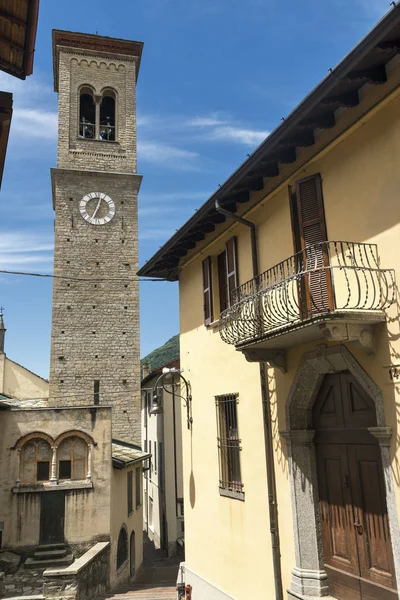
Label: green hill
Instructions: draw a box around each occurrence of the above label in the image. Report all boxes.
[141,334,179,373]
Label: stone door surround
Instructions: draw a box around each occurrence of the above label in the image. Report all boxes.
[281,344,400,599]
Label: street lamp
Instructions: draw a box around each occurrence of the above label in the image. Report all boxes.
[149,367,193,429]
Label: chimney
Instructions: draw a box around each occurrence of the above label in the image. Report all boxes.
[142,362,150,378]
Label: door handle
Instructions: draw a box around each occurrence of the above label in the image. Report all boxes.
[354,520,363,535]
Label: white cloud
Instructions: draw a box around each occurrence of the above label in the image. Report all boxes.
[138,140,200,170]
[0,232,53,271]
[186,115,229,127]
[206,125,269,145]
[140,227,175,241]
[11,108,58,140]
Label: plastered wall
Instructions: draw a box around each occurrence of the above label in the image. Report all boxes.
[178,81,400,599]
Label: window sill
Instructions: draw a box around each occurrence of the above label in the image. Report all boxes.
[219,487,245,501]
[206,319,220,330]
[13,481,93,493]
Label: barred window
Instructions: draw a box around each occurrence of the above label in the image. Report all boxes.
[215,394,243,498]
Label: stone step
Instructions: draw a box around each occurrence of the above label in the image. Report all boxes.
[34,544,65,552]
[33,549,67,560]
[24,554,74,569]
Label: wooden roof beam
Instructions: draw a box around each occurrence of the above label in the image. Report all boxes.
[321,91,359,107]
[0,10,25,29]
[276,148,297,165]
[280,130,315,149]
[377,39,400,53]
[346,65,387,84]
[298,112,336,130]
[0,37,24,54]
[257,162,280,178]
[221,190,250,204]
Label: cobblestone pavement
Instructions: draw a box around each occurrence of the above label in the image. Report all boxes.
[3,568,45,598]
[102,535,182,600]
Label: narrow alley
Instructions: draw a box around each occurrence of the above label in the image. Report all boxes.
[100,536,181,600]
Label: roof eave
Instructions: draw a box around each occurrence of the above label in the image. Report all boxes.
[137,3,400,280]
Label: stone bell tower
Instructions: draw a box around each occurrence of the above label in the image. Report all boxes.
[49,31,143,443]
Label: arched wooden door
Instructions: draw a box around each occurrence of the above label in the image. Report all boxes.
[313,371,396,600]
[130,531,135,578]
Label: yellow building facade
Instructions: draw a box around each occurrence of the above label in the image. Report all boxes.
[139,7,400,600]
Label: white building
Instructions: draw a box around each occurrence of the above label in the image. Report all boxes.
[141,358,184,557]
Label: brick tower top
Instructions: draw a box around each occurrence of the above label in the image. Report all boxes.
[52,30,143,173]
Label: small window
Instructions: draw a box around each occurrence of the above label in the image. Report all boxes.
[100,92,115,142]
[94,380,100,405]
[218,237,239,313]
[154,441,157,473]
[116,526,128,569]
[79,87,95,139]
[58,436,87,480]
[149,441,152,479]
[215,394,243,497]
[149,498,153,529]
[202,256,213,325]
[135,467,141,508]
[21,439,51,484]
[158,442,163,490]
[127,470,133,515]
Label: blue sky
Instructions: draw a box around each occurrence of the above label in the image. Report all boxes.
[0,0,388,378]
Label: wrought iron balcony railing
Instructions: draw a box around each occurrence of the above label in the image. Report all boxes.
[219,241,395,348]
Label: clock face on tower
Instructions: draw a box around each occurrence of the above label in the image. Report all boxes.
[79,192,116,225]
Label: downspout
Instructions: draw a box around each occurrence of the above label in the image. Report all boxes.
[215,200,283,600]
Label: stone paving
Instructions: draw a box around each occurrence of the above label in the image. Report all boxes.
[3,568,45,598]
[102,536,182,600]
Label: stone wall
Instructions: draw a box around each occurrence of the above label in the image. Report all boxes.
[49,169,141,443]
[49,36,142,444]
[0,406,112,550]
[43,542,110,600]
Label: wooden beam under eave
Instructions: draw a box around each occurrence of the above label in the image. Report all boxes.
[0,36,25,54]
[222,190,250,204]
[280,130,315,149]
[276,148,297,165]
[298,112,336,130]
[0,10,26,29]
[199,222,216,233]
[320,90,359,108]
[377,39,400,53]
[257,162,280,177]
[346,65,387,85]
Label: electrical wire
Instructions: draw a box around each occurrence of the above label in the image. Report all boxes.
[0,269,167,282]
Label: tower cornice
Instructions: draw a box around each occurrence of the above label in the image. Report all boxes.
[52,29,144,91]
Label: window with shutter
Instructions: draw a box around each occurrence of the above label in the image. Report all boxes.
[225,237,239,307]
[218,252,228,313]
[202,256,213,325]
[292,174,333,316]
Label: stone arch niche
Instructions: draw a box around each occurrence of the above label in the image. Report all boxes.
[281,344,400,598]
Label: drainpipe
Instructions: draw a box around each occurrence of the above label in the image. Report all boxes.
[215,200,284,600]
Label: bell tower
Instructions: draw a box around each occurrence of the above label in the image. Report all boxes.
[49,31,143,443]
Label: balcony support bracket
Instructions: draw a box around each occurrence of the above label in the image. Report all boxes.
[319,322,376,355]
[242,348,287,373]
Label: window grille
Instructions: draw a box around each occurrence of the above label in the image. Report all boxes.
[116,527,128,569]
[215,393,243,492]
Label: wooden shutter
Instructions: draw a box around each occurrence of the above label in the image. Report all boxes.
[218,252,228,312]
[202,256,213,325]
[225,237,239,307]
[293,174,333,316]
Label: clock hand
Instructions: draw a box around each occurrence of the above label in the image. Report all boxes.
[91,197,103,219]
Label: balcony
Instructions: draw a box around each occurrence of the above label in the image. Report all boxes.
[219,241,395,369]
